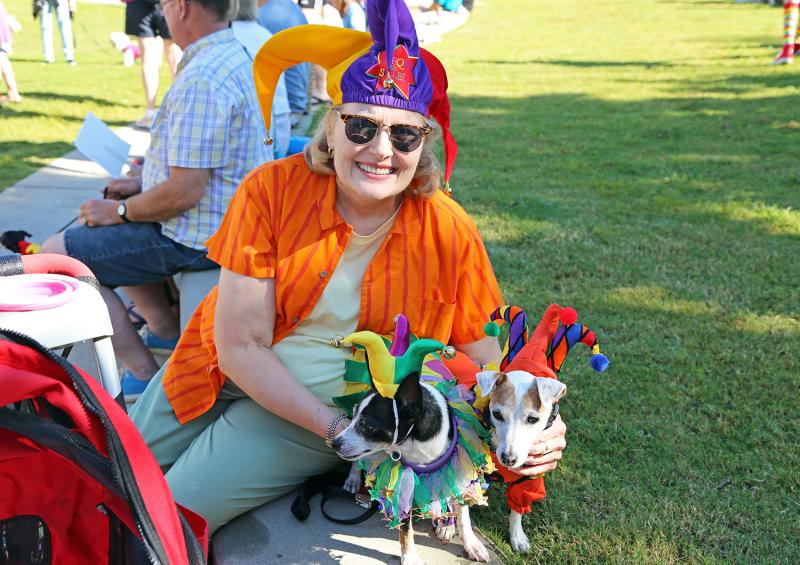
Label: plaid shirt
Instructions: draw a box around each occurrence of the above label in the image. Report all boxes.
[142,28,272,250]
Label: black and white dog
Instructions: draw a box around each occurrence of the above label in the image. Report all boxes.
[332,370,491,565]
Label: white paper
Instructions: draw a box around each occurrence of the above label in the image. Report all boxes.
[74,112,132,177]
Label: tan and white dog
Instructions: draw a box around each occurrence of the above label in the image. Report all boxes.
[461,304,608,553]
[476,370,566,553]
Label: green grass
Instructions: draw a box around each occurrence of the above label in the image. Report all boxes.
[426,1,799,563]
[3,0,799,562]
[0,0,169,185]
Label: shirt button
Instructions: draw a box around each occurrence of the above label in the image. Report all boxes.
[319,271,328,278]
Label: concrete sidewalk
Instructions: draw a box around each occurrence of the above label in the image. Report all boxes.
[0,127,503,564]
[0,126,150,259]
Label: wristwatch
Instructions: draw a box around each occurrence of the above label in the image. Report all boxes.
[117,200,131,223]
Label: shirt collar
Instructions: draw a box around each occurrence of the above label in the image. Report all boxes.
[316,176,422,237]
[177,28,234,73]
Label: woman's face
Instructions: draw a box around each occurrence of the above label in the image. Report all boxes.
[329,103,427,207]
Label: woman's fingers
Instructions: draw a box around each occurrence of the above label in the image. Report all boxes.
[514,458,560,478]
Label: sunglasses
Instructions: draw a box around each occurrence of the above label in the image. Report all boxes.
[335,111,432,153]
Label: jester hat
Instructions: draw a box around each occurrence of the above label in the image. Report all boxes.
[346,328,446,399]
[253,0,458,190]
[485,304,609,379]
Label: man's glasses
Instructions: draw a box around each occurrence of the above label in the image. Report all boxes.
[335,111,432,153]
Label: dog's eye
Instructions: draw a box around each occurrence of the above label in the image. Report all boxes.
[526,415,539,425]
[491,409,504,422]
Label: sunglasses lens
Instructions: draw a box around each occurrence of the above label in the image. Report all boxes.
[344,117,378,145]
[389,126,423,152]
[341,114,426,152]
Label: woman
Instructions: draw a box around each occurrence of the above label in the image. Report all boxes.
[37,0,75,64]
[130,0,566,535]
[773,0,800,65]
[0,1,21,103]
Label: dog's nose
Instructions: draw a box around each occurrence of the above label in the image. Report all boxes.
[330,436,343,452]
[500,452,517,467]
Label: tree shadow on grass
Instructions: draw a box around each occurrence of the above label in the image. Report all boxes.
[0,106,131,127]
[467,58,681,68]
[22,90,132,108]
[447,90,798,320]
[0,141,78,189]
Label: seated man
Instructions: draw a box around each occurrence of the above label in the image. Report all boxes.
[42,0,273,398]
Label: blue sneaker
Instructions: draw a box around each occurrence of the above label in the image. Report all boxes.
[121,370,149,403]
[139,326,179,354]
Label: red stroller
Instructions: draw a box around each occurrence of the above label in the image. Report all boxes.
[0,253,207,563]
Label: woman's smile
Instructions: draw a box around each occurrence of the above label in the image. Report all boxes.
[356,162,397,178]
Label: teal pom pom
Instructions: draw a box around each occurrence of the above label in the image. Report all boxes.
[590,354,609,373]
[484,322,500,337]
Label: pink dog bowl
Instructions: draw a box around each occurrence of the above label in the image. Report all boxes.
[0,274,81,312]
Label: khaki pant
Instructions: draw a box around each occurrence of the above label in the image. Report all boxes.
[129,364,343,534]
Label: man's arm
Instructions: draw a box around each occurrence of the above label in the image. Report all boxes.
[79,167,209,226]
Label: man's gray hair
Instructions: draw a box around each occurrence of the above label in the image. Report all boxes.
[193,0,231,21]
[228,0,259,21]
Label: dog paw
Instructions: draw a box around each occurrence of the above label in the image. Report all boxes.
[462,536,490,562]
[342,474,361,494]
[510,530,531,553]
[435,522,456,544]
[343,462,362,493]
[400,552,426,565]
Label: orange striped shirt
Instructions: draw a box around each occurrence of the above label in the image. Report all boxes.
[163,154,503,423]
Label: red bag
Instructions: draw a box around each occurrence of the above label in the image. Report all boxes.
[0,329,207,564]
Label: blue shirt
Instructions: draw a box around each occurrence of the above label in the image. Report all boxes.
[143,28,272,250]
[342,2,366,32]
[257,0,310,112]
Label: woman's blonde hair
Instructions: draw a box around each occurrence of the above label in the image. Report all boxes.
[303,107,443,198]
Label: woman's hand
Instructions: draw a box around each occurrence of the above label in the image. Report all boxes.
[514,414,567,477]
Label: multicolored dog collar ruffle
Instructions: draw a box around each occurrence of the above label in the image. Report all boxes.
[253,0,458,190]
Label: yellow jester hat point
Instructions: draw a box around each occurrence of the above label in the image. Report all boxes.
[345,330,446,399]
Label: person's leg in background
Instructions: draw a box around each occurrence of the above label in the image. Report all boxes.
[39,0,55,63]
[101,285,162,381]
[0,50,21,102]
[124,281,181,342]
[163,39,181,78]
[38,229,163,389]
[53,0,75,63]
[125,0,162,126]
[774,1,800,64]
[138,35,163,126]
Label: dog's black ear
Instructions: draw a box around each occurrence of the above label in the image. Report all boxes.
[395,371,422,417]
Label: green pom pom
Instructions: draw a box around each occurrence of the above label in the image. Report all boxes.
[484,322,500,337]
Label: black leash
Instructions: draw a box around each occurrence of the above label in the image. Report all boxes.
[291,468,378,525]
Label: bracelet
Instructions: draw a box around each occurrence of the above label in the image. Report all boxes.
[325,412,348,448]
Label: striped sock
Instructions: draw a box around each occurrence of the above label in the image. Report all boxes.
[783,2,800,47]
